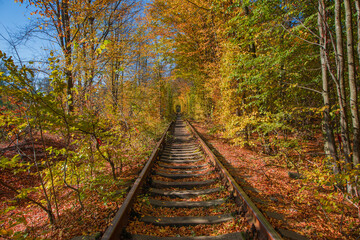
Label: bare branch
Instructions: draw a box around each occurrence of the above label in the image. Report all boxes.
[183,0,210,11]
[281,82,322,94]
[280,23,321,47]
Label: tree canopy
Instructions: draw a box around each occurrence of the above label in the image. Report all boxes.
[0,0,359,239]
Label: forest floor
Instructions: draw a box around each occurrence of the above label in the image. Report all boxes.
[191,120,360,240]
[0,121,359,240]
[0,134,152,240]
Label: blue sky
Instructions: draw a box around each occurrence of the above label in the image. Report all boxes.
[0,0,45,61]
[0,1,29,27]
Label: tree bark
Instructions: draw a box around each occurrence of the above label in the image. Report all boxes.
[62,0,74,112]
[334,0,352,164]
[344,0,360,167]
[355,0,360,67]
[0,179,55,224]
[244,5,256,58]
[63,156,84,209]
[318,0,340,174]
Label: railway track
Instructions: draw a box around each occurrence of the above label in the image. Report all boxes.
[102,117,282,240]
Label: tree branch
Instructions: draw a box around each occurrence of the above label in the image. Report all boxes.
[280,23,321,47]
[283,82,322,94]
[183,0,210,11]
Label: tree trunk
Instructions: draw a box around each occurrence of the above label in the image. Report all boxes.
[96,143,117,180]
[344,0,360,167]
[63,157,84,209]
[244,5,256,58]
[355,0,360,67]
[109,160,117,180]
[334,0,352,164]
[62,0,74,112]
[38,118,60,219]
[0,179,56,224]
[111,60,119,114]
[318,0,340,174]
[25,112,57,223]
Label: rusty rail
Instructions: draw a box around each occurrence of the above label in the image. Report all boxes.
[186,120,283,240]
[102,118,282,240]
[101,121,173,240]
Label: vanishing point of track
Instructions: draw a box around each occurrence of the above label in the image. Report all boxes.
[101,117,283,240]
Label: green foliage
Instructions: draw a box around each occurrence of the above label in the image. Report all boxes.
[0,36,170,231]
[299,161,360,217]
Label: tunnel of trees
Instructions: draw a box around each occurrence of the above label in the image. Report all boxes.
[0,0,359,239]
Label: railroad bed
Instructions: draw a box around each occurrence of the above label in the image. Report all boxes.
[102,118,283,240]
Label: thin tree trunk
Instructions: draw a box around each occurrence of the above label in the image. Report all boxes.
[111,60,119,114]
[355,0,360,67]
[89,142,95,177]
[64,125,84,209]
[38,118,60,219]
[25,110,56,224]
[63,158,84,209]
[244,5,256,58]
[318,0,340,174]
[354,0,360,196]
[0,180,55,224]
[95,142,117,180]
[62,0,74,112]
[334,0,352,164]
[344,0,360,167]
[158,64,163,120]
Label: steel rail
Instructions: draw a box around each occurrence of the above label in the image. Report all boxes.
[101,121,174,240]
[186,120,283,240]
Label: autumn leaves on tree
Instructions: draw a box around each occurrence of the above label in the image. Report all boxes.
[1,0,173,231]
[148,0,360,222]
[0,0,360,239]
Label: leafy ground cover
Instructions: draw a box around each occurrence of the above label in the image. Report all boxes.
[133,201,237,217]
[1,120,359,240]
[126,217,249,238]
[0,133,155,240]
[191,120,360,240]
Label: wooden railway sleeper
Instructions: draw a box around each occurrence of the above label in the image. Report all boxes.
[102,118,282,240]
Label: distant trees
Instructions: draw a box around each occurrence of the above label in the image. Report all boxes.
[148,0,359,210]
